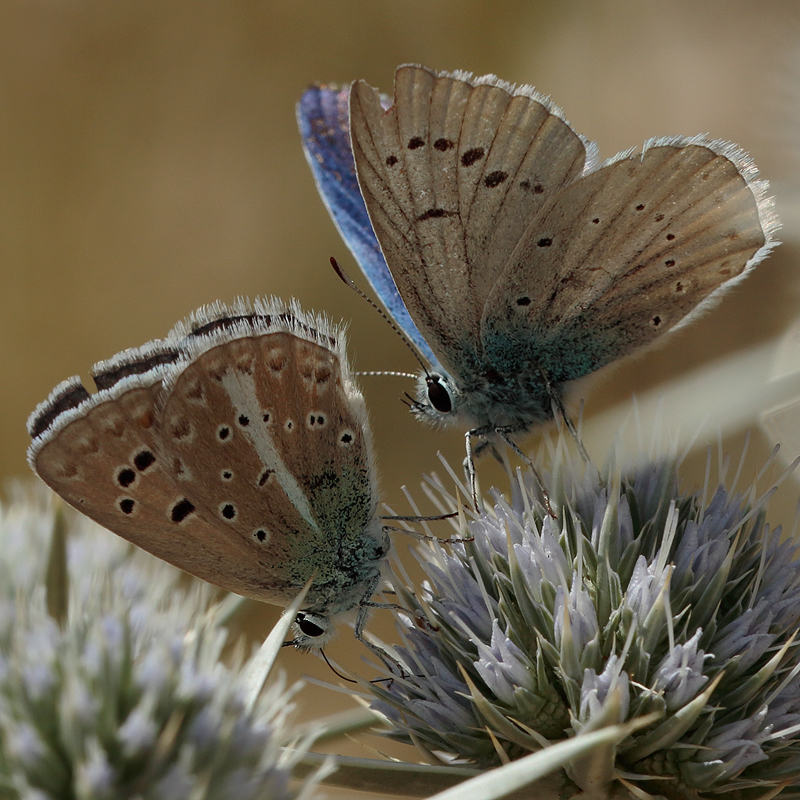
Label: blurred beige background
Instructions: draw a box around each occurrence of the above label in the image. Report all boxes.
[5,0,800,792]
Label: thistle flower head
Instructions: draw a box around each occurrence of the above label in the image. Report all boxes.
[0,485,322,800]
[368,445,800,799]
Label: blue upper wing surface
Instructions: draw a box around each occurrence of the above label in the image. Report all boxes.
[297,85,438,367]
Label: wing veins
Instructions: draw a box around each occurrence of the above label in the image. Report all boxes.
[547,146,752,308]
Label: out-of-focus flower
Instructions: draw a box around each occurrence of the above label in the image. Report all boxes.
[0,485,323,800]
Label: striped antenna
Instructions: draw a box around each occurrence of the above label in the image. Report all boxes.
[330,257,428,377]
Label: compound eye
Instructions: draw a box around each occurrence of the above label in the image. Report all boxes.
[426,376,452,413]
[295,612,326,638]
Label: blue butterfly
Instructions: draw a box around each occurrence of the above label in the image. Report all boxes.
[298,64,777,467]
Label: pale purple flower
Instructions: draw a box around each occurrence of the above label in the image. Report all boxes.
[367,453,800,796]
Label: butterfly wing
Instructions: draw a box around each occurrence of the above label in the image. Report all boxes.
[481,138,777,381]
[348,64,592,378]
[158,312,381,609]
[27,365,270,599]
[297,85,438,367]
[28,302,383,613]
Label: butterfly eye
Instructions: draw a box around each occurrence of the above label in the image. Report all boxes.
[426,375,452,414]
[295,612,327,638]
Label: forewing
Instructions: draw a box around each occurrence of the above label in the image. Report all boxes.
[349,64,590,375]
[27,369,271,600]
[482,139,776,380]
[158,326,379,607]
[297,85,438,366]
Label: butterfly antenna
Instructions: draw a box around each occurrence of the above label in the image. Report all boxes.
[380,510,458,522]
[330,257,430,377]
[358,370,418,378]
[319,649,358,683]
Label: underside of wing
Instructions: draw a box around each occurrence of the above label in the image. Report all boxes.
[482,138,778,381]
[349,64,592,377]
[158,310,381,608]
[28,370,277,602]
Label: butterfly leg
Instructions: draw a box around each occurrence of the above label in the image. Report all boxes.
[495,428,557,519]
[380,524,473,545]
[354,574,406,672]
[539,369,592,464]
[464,428,490,511]
[379,509,472,545]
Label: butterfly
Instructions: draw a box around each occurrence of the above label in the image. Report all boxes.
[298,63,778,472]
[27,298,388,650]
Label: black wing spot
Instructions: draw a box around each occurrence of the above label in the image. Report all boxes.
[461,147,485,167]
[119,498,135,515]
[221,470,233,481]
[262,411,271,424]
[655,213,665,222]
[134,450,156,471]
[116,468,136,488]
[308,413,326,427]
[220,503,236,520]
[258,469,274,487]
[407,136,425,150]
[254,529,270,543]
[285,420,294,431]
[665,259,676,268]
[484,171,508,188]
[666,233,675,241]
[592,218,600,224]
[238,414,250,427]
[417,208,454,221]
[340,431,354,445]
[385,154,398,166]
[171,498,195,523]
[516,297,531,307]
[675,282,684,293]
[537,237,553,248]
[652,315,662,328]
[217,425,231,440]
[635,203,645,211]
[519,179,544,194]
[433,138,453,151]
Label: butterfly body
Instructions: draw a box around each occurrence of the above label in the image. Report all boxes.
[28,299,386,649]
[299,65,778,447]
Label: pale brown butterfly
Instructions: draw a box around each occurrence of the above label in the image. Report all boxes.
[27,298,388,650]
[299,64,779,495]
